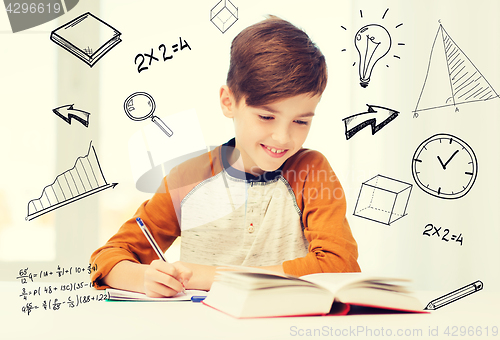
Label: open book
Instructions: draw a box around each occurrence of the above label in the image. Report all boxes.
[202,269,425,318]
[106,288,207,302]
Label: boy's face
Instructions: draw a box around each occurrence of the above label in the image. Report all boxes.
[220,86,321,175]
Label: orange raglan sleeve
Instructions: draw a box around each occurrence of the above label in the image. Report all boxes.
[282,149,360,276]
[89,171,182,289]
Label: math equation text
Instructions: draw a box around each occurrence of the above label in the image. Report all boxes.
[134,36,191,73]
[423,223,463,246]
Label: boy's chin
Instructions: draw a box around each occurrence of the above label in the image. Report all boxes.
[251,162,284,174]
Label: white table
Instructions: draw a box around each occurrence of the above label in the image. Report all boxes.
[1,281,498,340]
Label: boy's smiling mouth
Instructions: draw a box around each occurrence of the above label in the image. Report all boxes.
[261,144,288,158]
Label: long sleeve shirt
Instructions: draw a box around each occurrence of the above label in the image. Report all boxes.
[90,138,360,288]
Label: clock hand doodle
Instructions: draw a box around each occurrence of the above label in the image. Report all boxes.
[437,150,459,170]
[412,133,478,199]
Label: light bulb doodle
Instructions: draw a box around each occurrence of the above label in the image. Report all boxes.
[124,92,173,137]
[354,24,392,88]
[340,8,404,88]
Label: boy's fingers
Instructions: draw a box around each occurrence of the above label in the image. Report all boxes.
[146,261,193,294]
[144,280,179,298]
[151,259,180,278]
[145,262,184,294]
[173,262,193,283]
[161,272,185,292]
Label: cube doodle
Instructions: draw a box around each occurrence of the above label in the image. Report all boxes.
[210,0,238,33]
[353,175,412,225]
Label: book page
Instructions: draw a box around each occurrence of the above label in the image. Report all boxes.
[301,273,411,294]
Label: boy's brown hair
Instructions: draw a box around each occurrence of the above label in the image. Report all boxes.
[227,15,327,106]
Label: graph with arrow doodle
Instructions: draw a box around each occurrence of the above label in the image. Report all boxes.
[26,141,117,221]
[53,104,91,127]
[342,104,399,140]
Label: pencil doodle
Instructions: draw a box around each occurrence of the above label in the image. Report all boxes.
[414,24,499,116]
[342,104,399,140]
[422,223,463,246]
[134,37,191,74]
[5,0,79,33]
[26,142,117,221]
[353,175,412,225]
[341,8,404,88]
[53,104,90,128]
[124,92,173,137]
[425,280,483,310]
[411,133,478,199]
[50,12,121,67]
[210,0,238,33]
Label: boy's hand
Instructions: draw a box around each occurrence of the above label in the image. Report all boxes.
[143,260,192,297]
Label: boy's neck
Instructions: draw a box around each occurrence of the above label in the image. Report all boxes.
[224,138,264,176]
[226,143,260,175]
[222,138,284,183]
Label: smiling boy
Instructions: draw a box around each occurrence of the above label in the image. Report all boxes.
[90,16,360,297]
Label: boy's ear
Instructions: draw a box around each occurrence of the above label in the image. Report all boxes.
[220,85,236,118]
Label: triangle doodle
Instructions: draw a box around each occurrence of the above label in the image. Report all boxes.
[414,25,499,114]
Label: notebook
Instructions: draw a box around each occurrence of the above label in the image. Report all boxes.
[105,288,207,302]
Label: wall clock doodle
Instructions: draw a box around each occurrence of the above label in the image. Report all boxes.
[411,133,477,199]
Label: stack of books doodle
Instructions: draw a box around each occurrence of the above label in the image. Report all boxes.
[50,12,121,67]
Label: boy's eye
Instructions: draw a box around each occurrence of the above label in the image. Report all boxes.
[259,115,274,121]
[294,120,309,125]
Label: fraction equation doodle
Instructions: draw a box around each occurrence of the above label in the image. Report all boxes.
[21,292,108,316]
[134,36,191,73]
[16,264,98,284]
[16,264,104,316]
[423,223,463,245]
[19,281,94,300]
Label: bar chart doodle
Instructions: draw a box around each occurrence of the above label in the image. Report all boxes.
[26,141,117,221]
[414,24,499,116]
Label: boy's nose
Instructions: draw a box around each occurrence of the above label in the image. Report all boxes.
[271,125,290,145]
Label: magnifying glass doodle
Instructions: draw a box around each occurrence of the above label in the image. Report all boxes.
[124,92,173,137]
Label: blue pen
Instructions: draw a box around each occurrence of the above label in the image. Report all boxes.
[136,217,167,262]
[136,217,187,294]
[191,296,207,303]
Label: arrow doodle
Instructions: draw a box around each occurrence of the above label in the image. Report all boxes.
[53,104,91,127]
[342,104,399,140]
